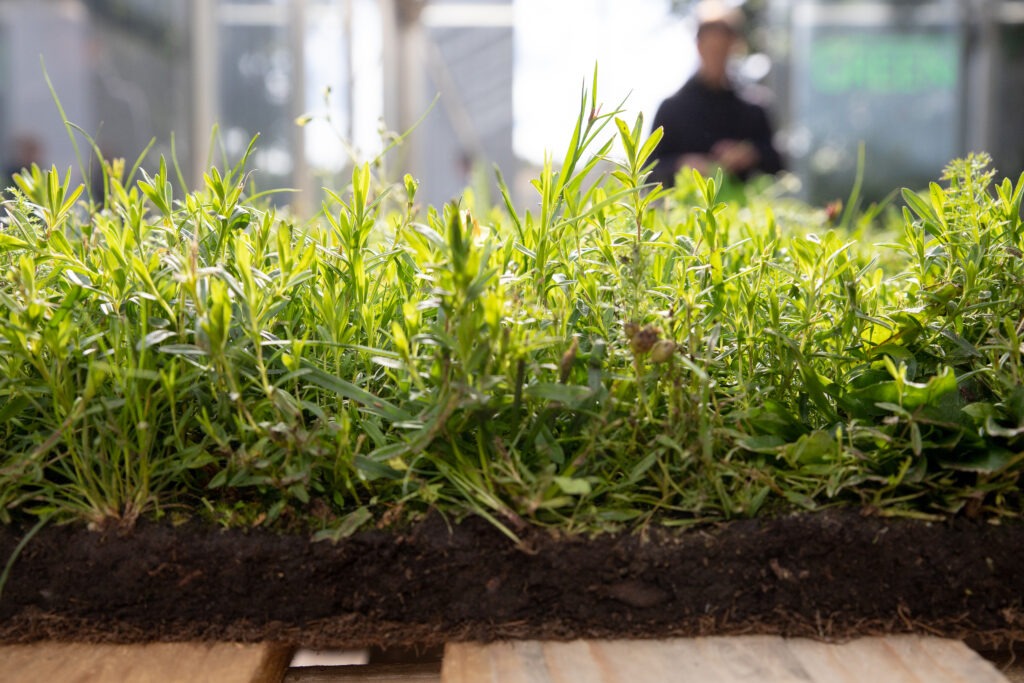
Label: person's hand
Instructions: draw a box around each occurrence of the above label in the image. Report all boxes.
[676,153,714,175]
[711,140,760,174]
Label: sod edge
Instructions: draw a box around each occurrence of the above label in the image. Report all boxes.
[1,509,1023,649]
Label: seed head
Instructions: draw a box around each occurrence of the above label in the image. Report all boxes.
[650,339,676,363]
[559,336,579,383]
[825,199,843,223]
[628,323,660,355]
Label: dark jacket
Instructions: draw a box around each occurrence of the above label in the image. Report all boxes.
[650,74,783,186]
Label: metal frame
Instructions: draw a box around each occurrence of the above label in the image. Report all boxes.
[189,0,217,188]
[183,0,516,209]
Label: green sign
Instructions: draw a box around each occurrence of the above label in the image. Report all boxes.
[811,34,958,95]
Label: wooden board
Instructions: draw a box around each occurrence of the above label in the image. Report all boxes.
[284,662,441,682]
[0,641,294,683]
[975,650,1024,683]
[441,636,1009,683]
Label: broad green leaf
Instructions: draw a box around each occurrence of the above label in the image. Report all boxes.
[780,430,836,465]
[901,187,939,224]
[984,418,1024,439]
[637,126,664,168]
[312,506,373,542]
[0,234,30,251]
[553,476,592,496]
[939,448,1017,473]
[0,396,30,423]
[524,383,592,405]
[354,455,403,481]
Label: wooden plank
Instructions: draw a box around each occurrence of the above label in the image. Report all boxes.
[786,635,1009,683]
[0,641,294,683]
[442,636,1010,683]
[974,648,1024,683]
[289,650,370,667]
[283,662,441,683]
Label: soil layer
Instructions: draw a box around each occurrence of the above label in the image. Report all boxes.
[2,510,1024,648]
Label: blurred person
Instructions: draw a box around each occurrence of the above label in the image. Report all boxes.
[649,1,782,187]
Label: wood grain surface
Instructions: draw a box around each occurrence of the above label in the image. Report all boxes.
[441,636,1009,683]
[0,641,294,683]
[284,662,441,682]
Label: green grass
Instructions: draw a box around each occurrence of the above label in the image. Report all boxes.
[1,82,1023,542]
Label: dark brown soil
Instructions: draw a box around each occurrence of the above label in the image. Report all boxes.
[2,509,1024,649]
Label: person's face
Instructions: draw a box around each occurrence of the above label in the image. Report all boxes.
[697,24,737,77]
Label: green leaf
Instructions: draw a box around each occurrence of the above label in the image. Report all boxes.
[301,361,411,423]
[553,476,592,496]
[370,355,404,370]
[366,441,412,460]
[208,470,229,489]
[354,455,403,481]
[901,188,939,225]
[312,506,373,542]
[910,422,923,456]
[984,418,1024,439]
[928,182,946,216]
[138,330,177,350]
[637,126,664,169]
[627,451,659,483]
[535,425,565,465]
[524,383,592,405]
[158,344,208,357]
[780,430,836,465]
[411,223,446,249]
[0,396,30,423]
[1006,386,1024,424]
[962,402,998,423]
[939,448,1017,473]
[288,483,310,504]
[737,434,786,454]
[615,117,637,166]
[903,367,958,410]
[0,234,30,252]
[783,490,818,510]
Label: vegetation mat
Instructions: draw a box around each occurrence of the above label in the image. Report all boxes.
[3,81,1024,650]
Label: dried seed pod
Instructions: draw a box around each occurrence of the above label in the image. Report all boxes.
[629,324,660,355]
[650,339,676,363]
[559,336,579,383]
[825,199,843,223]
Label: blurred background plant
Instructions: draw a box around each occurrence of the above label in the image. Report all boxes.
[2,0,1023,218]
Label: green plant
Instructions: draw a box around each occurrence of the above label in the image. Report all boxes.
[1,78,1023,542]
